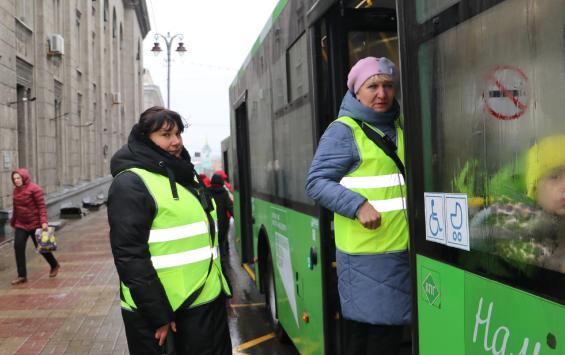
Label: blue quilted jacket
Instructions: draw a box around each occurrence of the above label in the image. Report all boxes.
[305,91,412,325]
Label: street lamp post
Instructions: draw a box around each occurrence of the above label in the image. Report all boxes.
[150,32,187,108]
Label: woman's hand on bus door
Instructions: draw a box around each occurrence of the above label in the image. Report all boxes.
[155,321,176,346]
[356,201,381,229]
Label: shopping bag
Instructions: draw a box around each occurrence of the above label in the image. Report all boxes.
[35,227,57,253]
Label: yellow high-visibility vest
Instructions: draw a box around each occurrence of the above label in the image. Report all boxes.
[333,116,409,254]
[120,168,230,311]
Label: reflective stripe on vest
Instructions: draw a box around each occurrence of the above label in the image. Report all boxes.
[119,168,230,312]
[151,245,219,269]
[333,116,409,254]
[368,197,406,213]
[149,221,208,244]
[340,174,405,189]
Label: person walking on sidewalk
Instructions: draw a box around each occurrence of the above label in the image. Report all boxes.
[108,106,232,354]
[10,168,60,285]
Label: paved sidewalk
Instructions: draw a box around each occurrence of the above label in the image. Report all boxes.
[0,206,299,355]
[0,207,128,354]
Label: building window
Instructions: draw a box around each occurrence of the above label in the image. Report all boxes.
[53,0,61,33]
[76,15,81,67]
[112,8,117,38]
[103,0,109,22]
[77,93,82,122]
[119,24,123,50]
[136,39,141,61]
[16,0,27,23]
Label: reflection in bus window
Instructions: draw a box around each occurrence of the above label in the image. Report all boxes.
[415,0,458,24]
[347,31,398,68]
[417,0,565,275]
[469,136,565,274]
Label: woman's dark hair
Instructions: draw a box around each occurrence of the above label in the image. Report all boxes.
[138,106,185,135]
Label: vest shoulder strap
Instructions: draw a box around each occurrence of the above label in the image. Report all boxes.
[351,118,406,179]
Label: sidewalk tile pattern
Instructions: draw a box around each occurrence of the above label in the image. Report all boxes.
[0,208,129,354]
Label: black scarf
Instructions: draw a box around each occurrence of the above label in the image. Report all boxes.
[128,124,197,192]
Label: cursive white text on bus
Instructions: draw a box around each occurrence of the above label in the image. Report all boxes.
[472,297,542,355]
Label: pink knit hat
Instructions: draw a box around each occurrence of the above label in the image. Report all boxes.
[347,57,397,94]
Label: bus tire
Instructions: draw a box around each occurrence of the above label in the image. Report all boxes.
[266,251,290,343]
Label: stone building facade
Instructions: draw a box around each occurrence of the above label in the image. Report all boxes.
[0,0,150,210]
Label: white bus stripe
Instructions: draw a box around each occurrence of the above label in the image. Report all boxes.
[149,222,208,243]
[369,197,406,213]
[340,174,404,189]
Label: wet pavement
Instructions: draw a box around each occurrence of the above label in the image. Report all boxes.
[223,237,299,355]
[0,206,298,354]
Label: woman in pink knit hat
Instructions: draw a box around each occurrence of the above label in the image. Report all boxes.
[306,57,410,354]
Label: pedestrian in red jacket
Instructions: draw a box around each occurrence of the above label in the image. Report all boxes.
[214,170,234,193]
[198,173,211,188]
[10,168,60,285]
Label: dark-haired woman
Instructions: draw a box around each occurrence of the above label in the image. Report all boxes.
[107,106,232,354]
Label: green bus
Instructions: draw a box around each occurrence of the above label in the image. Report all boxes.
[227,0,565,354]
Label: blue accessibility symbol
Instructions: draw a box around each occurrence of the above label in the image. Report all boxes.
[450,202,463,242]
[429,199,443,237]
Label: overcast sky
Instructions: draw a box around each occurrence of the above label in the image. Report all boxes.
[143,0,280,158]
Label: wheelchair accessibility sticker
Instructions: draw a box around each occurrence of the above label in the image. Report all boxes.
[424,193,470,250]
[424,193,446,244]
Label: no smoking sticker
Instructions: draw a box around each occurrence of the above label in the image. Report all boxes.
[482,65,529,120]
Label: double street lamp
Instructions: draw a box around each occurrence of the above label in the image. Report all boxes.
[150,32,187,108]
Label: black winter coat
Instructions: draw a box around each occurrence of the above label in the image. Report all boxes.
[107,124,211,329]
[208,186,233,242]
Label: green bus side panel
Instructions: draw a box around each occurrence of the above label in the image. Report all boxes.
[252,198,324,355]
[417,255,565,355]
[417,255,465,354]
[464,272,564,354]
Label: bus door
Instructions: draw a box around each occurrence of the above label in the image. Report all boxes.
[309,2,399,354]
[397,1,565,353]
[234,100,254,263]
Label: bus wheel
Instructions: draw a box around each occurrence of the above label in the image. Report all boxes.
[266,251,290,343]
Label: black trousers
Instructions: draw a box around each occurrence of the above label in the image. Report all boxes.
[122,295,232,355]
[14,228,58,278]
[344,318,403,355]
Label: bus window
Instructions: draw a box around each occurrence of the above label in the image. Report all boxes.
[415,0,458,24]
[288,34,309,102]
[347,31,398,67]
[274,34,315,206]
[418,0,565,276]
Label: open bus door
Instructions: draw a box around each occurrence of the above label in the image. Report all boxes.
[308,3,401,354]
[234,99,254,263]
